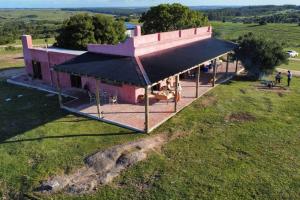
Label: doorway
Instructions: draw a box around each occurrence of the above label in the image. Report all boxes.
[32,61,42,80]
[70,75,82,88]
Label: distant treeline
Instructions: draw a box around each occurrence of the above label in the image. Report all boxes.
[62,7,148,16]
[0,20,59,45]
[204,5,300,23]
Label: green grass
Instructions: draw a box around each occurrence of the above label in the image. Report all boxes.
[279,60,300,71]
[0,81,144,198]
[0,48,24,70]
[5,38,56,46]
[0,75,299,199]
[0,9,94,25]
[212,22,300,58]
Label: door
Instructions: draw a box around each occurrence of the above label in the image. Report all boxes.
[32,61,42,80]
[70,75,82,88]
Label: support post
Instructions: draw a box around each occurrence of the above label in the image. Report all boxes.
[55,71,63,108]
[235,58,239,73]
[226,54,229,76]
[144,86,149,133]
[212,59,217,87]
[174,75,179,112]
[196,66,200,98]
[95,79,102,118]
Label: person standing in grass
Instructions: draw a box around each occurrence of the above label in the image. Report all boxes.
[287,70,292,87]
[275,72,282,84]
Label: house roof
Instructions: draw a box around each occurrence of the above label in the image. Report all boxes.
[53,38,236,86]
[139,38,236,84]
[53,52,147,86]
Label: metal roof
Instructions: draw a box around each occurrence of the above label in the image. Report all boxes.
[53,38,236,86]
[53,52,147,86]
[139,38,236,84]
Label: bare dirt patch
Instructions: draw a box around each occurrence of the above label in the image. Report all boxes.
[225,112,256,122]
[255,85,289,92]
[198,93,218,108]
[36,133,185,195]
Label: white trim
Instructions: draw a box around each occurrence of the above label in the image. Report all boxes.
[62,106,143,133]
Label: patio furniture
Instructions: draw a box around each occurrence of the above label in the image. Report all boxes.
[109,95,118,104]
[88,91,96,104]
[261,80,275,88]
[153,91,175,104]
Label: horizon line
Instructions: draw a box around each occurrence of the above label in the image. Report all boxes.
[0,4,299,9]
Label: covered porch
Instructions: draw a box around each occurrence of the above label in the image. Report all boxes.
[57,59,242,132]
[53,38,240,133]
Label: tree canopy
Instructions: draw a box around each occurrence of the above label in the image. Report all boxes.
[55,14,126,50]
[139,3,209,34]
[235,32,288,78]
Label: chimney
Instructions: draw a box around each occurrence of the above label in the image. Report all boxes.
[134,25,142,37]
[22,35,33,60]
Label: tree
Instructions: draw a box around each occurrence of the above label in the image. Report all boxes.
[235,32,288,79]
[258,19,267,25]
[93,15,126,45]
[55,14,126,50]
[55,14,95,50]
[139,3,209,34]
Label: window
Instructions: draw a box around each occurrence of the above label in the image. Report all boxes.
[70,75,82,88]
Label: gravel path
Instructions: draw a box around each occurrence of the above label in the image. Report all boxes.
[277,68,300,77]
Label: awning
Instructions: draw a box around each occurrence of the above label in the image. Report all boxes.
[53,52,147,86]
[139,38,236,84]
[53,38,236,86]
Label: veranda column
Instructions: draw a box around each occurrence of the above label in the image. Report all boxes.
[212,59,217,87]
[55,71,63,108]
[174,75,179,112]
[95,79,102,118]
[144,86,150,133]
[226,54,230,76]
[196,66,200,98]
[235,58,239,73]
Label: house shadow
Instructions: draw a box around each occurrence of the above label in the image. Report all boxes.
[0,82,138,144]
[0,131,137,144]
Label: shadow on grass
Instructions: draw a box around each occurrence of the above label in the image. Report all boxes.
[0,81,140,144]
[0,131,138,144]
[0,66,24,72]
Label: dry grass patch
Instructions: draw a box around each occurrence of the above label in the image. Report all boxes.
[198,93,218,108]
[225,112,256,122]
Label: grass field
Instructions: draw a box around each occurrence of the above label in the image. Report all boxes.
[0,75,299,199]
[1,17,300,199]
[0,9,94,25]
[279,60,300,71]
[0,48,24,70]
[212,21,300,58]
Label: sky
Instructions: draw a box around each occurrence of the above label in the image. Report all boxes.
[0,0,299,8]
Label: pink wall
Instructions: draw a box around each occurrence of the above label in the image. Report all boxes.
[87,26,212,57]
[21,26,213,104]
[81,76,140,104]
[88,38,135,57]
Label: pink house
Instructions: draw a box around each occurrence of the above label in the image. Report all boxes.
[20,25,238,132]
